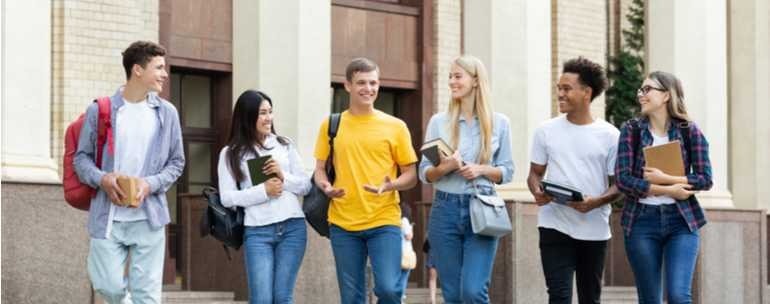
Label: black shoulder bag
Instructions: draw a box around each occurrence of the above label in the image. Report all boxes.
[200,184,245,260]
[303,113,341,238]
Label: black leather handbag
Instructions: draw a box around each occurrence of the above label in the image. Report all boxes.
[200,186,245,259]
[302,113,341,238]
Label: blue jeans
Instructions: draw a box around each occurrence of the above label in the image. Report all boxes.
[428,190,499,304]
[88,220,165,304]
[624,203,700,304]
[244,217,307,304]
[330,224,403,304]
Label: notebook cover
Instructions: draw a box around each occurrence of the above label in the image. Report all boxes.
[247,155,278,186]
[643,140,685,176]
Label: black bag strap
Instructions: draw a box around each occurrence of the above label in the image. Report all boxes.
[676,120,693,174]
[326,113,341,181]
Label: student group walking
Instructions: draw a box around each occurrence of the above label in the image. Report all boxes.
[73,40,712,304]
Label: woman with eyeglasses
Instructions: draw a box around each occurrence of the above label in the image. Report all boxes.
[615,71,713,304]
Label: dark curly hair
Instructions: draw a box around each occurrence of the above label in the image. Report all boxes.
[562,57,608,101]
[122,41,167,80]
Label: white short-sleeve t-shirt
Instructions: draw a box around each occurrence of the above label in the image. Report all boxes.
[531,115,620,241]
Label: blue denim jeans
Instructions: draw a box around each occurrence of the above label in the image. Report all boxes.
[624,203,700,304]
[428,190,499,304]
[330,224,403,304]
[88,220,165,304]
[244,217,307,304]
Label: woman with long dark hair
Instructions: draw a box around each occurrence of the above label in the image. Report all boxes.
[217,90,311,304]
[616,71,713,304]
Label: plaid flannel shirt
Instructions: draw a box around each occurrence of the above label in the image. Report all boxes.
[615,117,713,236]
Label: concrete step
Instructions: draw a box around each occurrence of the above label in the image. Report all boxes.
[596,286,638,304]
[161,290,238,304]
[404,287,443,304]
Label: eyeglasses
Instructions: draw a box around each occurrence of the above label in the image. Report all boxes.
[637,85,666,96]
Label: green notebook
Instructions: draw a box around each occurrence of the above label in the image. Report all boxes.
[247,155,278,186]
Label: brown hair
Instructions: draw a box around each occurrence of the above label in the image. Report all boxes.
[646,71,691,122]
[122,41,167,80]
[345,57,379,82]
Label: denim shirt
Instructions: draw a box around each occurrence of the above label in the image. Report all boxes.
[418,112,515,194]
[74,88,185,239]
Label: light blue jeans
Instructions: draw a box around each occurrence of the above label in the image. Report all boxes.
[330,224,403,304]
[624,203,700,304]
[88,220,165,304]
[244,217,307,304]
[428,190,499,304]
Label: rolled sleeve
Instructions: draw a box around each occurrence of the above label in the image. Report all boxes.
[492,114,514,184]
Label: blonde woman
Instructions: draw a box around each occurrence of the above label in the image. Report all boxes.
[418,55,514,304]
[616,71,713,304]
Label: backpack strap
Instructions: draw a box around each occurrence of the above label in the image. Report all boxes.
[325,113,342,181]
[94,97,113,168]
[676,120,693,174]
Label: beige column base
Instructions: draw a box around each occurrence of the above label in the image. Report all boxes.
[497,182,535,202]
[2,155,60,184]
[695,190,734,208]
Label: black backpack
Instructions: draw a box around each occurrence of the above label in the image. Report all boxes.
[200,186,245,259]
[303,113,341,237]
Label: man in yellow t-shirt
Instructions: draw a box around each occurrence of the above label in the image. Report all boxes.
[313,58,418,304]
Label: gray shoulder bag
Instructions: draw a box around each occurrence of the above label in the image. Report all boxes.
[469,180,512,237]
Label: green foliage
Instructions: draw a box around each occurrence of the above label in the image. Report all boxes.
[606,0,645,127]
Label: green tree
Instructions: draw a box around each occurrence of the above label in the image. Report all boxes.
[605,0,644,127]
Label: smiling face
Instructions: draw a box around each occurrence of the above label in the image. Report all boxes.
[345,70,380,107]
[556,72,591,114]
[637,78,670,116]
[133,56,167,93]
[255,99,273,138]
[449,64,476,100]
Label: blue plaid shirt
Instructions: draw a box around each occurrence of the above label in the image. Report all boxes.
[615,117,713,236]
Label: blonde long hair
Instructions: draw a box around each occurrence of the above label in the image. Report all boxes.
[647,71,691,122]
[448,55,494,164]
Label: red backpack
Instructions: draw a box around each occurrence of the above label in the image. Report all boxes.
[63,97,114,210]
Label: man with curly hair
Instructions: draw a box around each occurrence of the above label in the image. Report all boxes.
[526,57,623,304]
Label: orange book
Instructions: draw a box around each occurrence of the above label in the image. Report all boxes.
[643,140,685,176]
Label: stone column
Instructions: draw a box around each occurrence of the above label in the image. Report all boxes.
[1,0,58,184]
[233,1,338,302]
[233,0,331,166]
[463,0,552,202]
[728,0,770,210]
[647,0,733,207]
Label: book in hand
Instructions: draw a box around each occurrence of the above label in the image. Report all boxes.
[247,155,278,186]
[420,138,453,167]
[116,175,141,208]
[643,140,685,176]
[540,180,584,205]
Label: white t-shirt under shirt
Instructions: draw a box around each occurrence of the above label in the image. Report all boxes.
[638,131,676,206]
[531,115,620,241]
[113,99,158,221]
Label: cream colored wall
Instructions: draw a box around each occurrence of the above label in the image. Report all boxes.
[463,0,552,201]
[729,0,770,210]
[50,0,159,176]
[647,0,733,207]
[2,0,58,183]
[233,0,331,170]
[432,0,463,114]
[551,0,608,119]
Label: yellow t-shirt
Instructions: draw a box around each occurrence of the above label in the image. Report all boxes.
[314,110,418,231]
